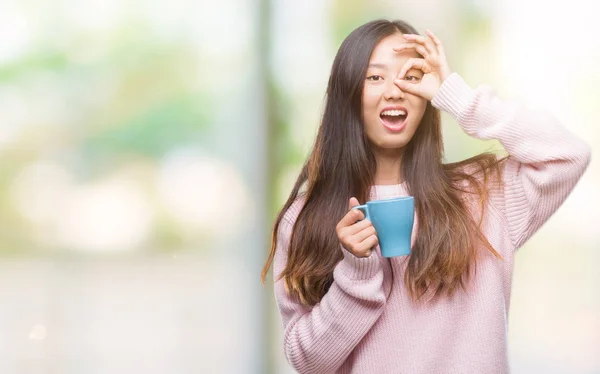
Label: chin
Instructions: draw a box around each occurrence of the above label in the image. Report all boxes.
[374,137,412,150]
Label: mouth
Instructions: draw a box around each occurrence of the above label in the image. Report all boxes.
[379,107,408,132]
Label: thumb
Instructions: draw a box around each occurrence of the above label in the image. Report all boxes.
[349,197,360,209]
[394,78,420,96]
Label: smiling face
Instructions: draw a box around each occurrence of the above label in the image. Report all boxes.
[362,32,428,155]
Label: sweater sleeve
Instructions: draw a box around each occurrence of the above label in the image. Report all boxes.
[273,200,387,374]
[431,73,592,250]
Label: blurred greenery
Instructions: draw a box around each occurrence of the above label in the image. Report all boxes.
[331,0,387,45]
[0,50,70,81]
[82,93,208,160]
[0,17,216,256]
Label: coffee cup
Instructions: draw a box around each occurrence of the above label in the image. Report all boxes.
[353,196,415,257]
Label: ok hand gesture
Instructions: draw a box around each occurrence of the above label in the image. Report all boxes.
[393,29,454,101]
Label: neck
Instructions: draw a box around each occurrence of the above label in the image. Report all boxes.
[373,149,403,185]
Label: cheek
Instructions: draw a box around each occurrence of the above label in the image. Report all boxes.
[362,87,381,112]
[409,98,427,121]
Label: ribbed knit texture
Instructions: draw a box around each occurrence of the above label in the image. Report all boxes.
[272,73,591,374]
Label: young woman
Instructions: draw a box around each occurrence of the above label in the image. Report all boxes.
[261,19,591,373]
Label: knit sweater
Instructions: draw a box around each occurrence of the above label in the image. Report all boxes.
[272,73,591,374]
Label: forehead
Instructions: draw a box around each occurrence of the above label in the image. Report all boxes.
[368,33,420,67]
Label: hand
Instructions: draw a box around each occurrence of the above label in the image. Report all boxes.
[392,29,453,101]
[335,197,378,258]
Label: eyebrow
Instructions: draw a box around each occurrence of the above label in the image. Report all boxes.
[368,62,423,75]
[368,63,387,69]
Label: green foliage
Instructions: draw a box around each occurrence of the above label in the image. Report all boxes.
[82,93,209,159]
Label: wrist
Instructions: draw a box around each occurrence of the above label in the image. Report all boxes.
[336,244,381,280]
[440,69,453,84]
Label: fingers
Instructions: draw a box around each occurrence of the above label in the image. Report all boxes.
[393,42,429,58]
[425,29,445,55]
[395,57,425,96]
[336,213,372,238]
[345,216,373,235]
[403,33,437,57]
[338,208,363,228]
[360,235,379,253]
[397,57,427,79]
[336,198,379,258]
[353,225,377,243]
[394,78,420,96]
[338,198,364,228]
[339,226,378,258]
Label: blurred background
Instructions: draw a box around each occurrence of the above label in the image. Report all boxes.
[0,0,598,373]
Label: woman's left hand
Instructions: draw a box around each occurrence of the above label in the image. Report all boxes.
[393,29,453,101]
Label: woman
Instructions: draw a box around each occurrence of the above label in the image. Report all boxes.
[261,19,590,373]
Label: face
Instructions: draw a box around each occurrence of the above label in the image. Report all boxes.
[362,32,428,155]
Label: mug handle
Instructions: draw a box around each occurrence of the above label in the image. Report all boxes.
[352,204,370,221]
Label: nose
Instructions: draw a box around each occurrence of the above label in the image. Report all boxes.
[383,79,405,100]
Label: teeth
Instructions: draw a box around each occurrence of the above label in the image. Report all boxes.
[381,109,406,116]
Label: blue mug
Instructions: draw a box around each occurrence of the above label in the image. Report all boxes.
[353,196,415,257]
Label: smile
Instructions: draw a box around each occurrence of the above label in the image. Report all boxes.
[380,106,408,132]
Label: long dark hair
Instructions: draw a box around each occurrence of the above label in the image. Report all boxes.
[262,19,505,306]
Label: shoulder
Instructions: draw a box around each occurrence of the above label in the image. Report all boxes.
[446,153,507,192]
[445,154,509,220]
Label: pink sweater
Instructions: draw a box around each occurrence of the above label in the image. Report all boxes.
[272,73,591,374]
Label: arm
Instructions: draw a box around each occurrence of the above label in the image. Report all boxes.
[273,203,387,373]
[432,73,592,249]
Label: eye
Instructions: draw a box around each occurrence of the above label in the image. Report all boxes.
[404,75,421,82]
[366,75,383,81]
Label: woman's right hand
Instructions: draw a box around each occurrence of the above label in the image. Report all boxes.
[336,197,379,258]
